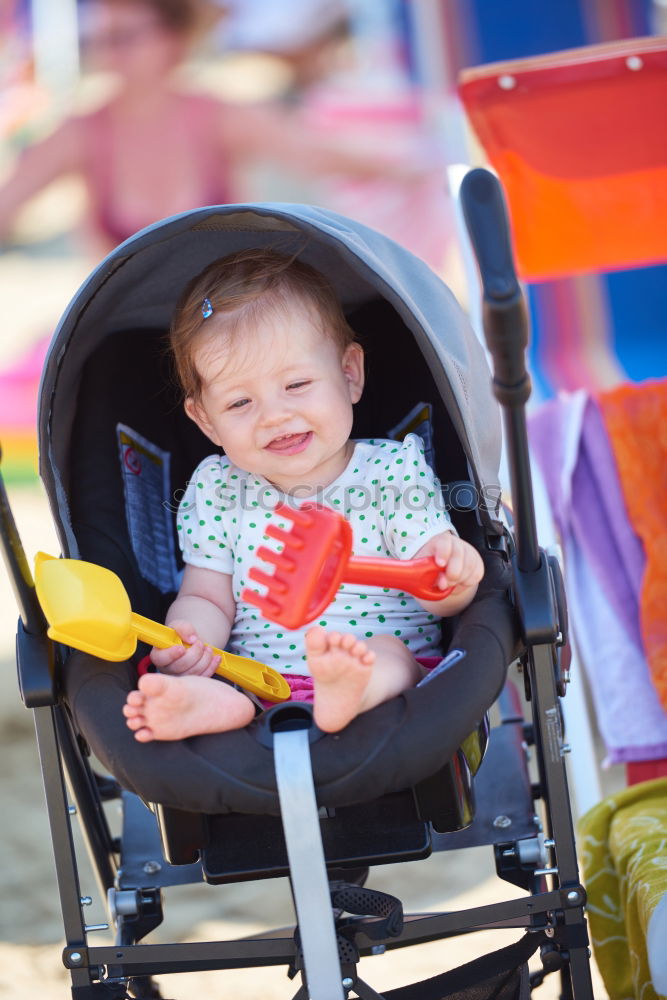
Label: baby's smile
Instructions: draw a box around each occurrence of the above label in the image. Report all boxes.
[264,431,313,455]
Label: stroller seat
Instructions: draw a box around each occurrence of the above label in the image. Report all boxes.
[5,191,595,998]
[48,206,515,818]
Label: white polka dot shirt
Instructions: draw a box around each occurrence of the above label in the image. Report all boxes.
[176,434,454,674]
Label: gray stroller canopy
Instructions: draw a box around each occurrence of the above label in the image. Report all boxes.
[39,202,502,553]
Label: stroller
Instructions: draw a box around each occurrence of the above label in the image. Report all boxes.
[1,170,594,999]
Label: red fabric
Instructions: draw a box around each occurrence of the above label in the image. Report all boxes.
[458,37,667,279]
[626,759,667,786]
[137,654,152,676]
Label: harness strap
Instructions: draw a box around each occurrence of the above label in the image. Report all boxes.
[274,727,344,1000]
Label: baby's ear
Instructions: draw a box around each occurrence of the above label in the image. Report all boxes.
[184,397,221,446]
[343,342,365,404]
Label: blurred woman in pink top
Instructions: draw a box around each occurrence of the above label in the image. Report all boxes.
[0,0,421,257]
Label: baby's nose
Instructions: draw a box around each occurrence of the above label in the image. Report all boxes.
[260,400,292,426]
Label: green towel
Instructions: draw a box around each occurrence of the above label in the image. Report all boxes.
[578,778,667,999]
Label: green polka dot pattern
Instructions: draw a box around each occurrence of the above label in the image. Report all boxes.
[174,435,454,674]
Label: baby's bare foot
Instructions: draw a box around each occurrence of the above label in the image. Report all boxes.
[123,673,255,742]
[306,626,376,733]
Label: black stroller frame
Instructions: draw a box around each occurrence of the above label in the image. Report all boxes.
[1,171,594,999]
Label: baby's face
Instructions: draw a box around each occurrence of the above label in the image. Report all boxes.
[185,302,364,494]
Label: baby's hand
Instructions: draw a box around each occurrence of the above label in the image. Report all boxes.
[150,619,222,677]
[419,532,484,593]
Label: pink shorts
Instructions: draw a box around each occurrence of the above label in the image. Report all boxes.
[259,656,443,709]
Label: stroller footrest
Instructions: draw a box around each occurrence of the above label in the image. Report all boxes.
[202,791,431,884]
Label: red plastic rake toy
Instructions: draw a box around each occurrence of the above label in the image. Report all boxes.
[241,502,453,629]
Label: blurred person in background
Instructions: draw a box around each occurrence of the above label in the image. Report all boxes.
[0,0,448,485]
[0,0,431,261]
[219,0,457,275]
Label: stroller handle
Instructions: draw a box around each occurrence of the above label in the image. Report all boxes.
[460,168,531,410]
[461,169,540,574]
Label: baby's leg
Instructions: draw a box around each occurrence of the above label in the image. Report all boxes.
[306,627,421,734]
[123,673,256,742]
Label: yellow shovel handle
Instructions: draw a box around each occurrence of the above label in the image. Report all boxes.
[130,613,290,702]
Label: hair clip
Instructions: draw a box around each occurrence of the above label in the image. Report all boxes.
[202,297,213,319]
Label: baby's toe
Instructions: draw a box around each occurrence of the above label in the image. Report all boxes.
[133,727,154,743]
[138,671,169,696]
[125,714,145,731]
[353,641,375,664]
[305,625,329,654]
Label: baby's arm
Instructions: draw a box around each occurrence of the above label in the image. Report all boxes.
[414,531,484,617]
[150,564,236,677]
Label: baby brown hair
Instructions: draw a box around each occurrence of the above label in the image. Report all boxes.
[170,248,357,403]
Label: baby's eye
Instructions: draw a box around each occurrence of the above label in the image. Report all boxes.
[228,398,250,410]
[287,380,311,391]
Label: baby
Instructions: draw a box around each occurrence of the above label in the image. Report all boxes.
[123,249,484,740]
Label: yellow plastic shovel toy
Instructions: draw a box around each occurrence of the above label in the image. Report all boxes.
[34,552,290,703]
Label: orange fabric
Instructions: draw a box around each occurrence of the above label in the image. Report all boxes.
[458,37,667,280]
[597,380,667,712]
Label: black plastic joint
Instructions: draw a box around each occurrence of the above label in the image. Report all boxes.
[252,701,325,749]
[560,884,587,908]
[16,618,57,707]
[482,294,530,406]
[63,945,89,969]
[511,552,560,646]
[492,375,532,408]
